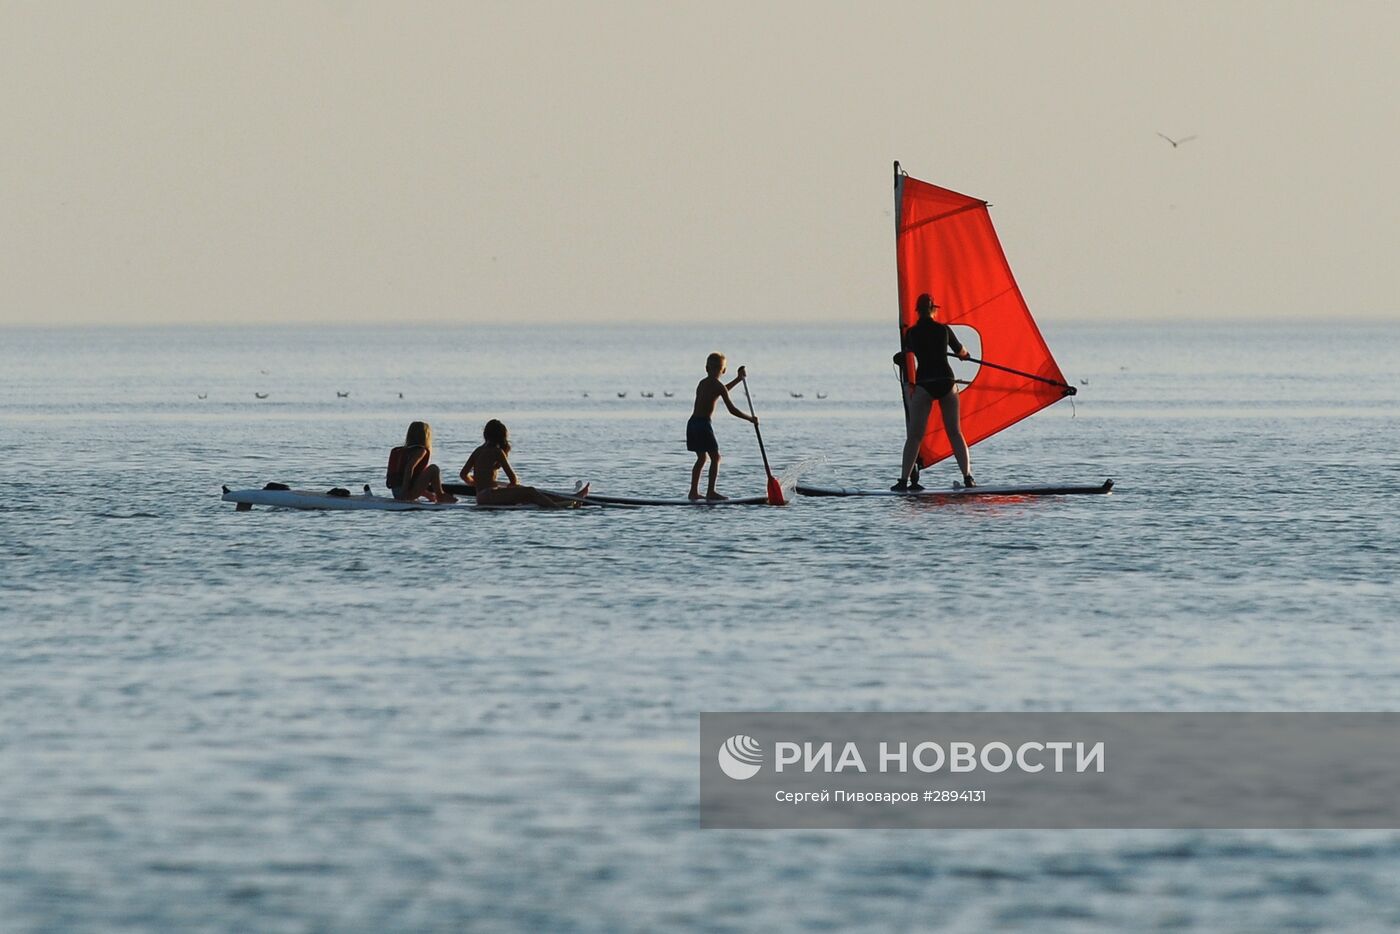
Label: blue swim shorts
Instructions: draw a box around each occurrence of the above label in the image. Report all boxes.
[686,415,719,455]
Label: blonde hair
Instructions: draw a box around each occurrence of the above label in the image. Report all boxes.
[405,421,432,450]
[705,352,726,375]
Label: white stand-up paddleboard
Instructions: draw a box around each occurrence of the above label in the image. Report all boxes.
[795,479,1113,498]
[221,483,600,511]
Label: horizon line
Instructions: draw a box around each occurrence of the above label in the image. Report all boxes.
[2,312,1398,331]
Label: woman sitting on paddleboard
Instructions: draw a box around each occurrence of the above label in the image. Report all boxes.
[895,293,975,490]
[460,420,580,509]
[387,421,458,503]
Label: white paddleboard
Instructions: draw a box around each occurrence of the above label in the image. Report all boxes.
[221,485,593,511]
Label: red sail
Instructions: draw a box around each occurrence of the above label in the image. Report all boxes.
[895,167,1072,468]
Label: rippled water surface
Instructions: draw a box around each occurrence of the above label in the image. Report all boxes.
[3,322,1399,932]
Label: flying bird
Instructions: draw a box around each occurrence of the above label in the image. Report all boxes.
[254,392,269,400]
[640,391,654,399]
[1156,133,1197,149]
[816,392,828,400]
[336,391,350,398]
[196,393,207,400]
[616,391,627,398]
[663,391,674,398]
[790,392,804,399]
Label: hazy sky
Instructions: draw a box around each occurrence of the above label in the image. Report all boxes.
[3,1,1397,327]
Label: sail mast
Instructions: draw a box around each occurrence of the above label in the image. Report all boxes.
[892,161,907,350]
[892,161,913,435]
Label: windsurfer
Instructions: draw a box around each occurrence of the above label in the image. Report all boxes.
[895,294,976,490]
[460,420,579,508]
[387,421,458,503]
[686,353,757,500]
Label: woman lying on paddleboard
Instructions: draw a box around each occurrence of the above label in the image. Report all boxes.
[895,293,975,490]
[460,420,580,509]
[387,421,458,503]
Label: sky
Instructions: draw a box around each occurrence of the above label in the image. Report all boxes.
[2,1,1397,327]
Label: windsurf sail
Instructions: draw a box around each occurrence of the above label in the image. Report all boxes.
[894,162,1075,468]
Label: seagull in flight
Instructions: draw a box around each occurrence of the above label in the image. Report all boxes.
[1156,132,1197,149]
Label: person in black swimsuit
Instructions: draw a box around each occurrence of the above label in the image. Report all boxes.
[386,421,457,503]
[894,293,975,490]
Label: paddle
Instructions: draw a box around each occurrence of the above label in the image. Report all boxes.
[948,352,1077,394]
[740,376,785,506]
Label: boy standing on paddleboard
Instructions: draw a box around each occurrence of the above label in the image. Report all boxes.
[687,353,757,500]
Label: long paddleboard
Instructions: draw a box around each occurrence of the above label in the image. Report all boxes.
[446,480,774,507]
[581,492,771,507]
[795,479,1114,498]
[221,484,603,511]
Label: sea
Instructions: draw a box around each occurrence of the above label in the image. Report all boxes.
[2,321,1399,932]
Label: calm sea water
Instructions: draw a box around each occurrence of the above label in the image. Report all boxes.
[2,322,1399,932]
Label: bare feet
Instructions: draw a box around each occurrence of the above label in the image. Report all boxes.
[688,490,703,500]
[434,492,459,504]
[706,491,729,501]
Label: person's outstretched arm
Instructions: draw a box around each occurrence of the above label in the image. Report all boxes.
[719,386,757,423]
[948,330,970,360]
